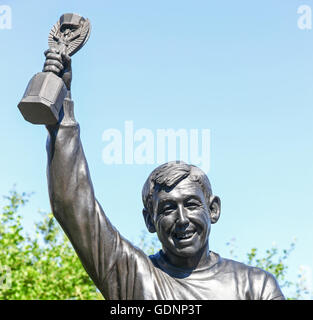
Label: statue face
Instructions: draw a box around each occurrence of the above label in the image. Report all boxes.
[152,178,211,261]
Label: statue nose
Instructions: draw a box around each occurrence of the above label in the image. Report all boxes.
[176,206,189,228]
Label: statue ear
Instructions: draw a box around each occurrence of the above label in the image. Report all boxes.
[209,195,221,224]
[142,208,156,233]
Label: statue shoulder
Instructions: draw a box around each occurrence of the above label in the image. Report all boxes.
[217,255,285,300]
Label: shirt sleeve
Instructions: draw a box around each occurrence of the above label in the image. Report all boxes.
[260,272,285,300]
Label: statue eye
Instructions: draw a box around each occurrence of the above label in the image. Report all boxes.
[161,204,176,215]
[186,202,200,210]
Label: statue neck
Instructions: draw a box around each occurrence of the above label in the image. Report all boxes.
[161,242,211,271]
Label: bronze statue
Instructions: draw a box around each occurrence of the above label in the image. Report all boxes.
[18,14,285,300]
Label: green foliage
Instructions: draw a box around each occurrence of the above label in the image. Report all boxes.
[245,243,295,289]
[0,190,100,300]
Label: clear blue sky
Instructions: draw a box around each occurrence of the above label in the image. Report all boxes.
[1,0,313,297]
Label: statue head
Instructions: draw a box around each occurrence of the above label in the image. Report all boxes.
[142,161,221,265]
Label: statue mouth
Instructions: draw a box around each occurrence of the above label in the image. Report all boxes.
[174,230,195,241]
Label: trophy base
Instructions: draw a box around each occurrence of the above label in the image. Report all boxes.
[18,72,67,125]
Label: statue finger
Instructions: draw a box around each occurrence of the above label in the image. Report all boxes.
[44,48,59,56]
[43,65,61,74]
[44,60,64,72]
[45,52,63,64]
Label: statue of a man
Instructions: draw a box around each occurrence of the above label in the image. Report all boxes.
[43,48,285,300]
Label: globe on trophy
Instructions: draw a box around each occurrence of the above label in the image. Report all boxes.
[18,13,91,125]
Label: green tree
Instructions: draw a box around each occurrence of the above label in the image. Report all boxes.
[245,243,295,290]
[0,190,100,299]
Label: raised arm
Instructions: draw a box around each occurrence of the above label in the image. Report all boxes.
[44,50,145,297]
[44,49,105,287]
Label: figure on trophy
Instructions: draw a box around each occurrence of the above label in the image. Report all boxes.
[18,13,91,125]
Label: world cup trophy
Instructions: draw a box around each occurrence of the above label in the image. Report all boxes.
[18,13,91,125]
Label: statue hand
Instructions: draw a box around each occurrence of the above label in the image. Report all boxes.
[43,48,72,91]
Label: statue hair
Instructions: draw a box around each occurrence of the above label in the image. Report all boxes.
[142,161,212,214]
